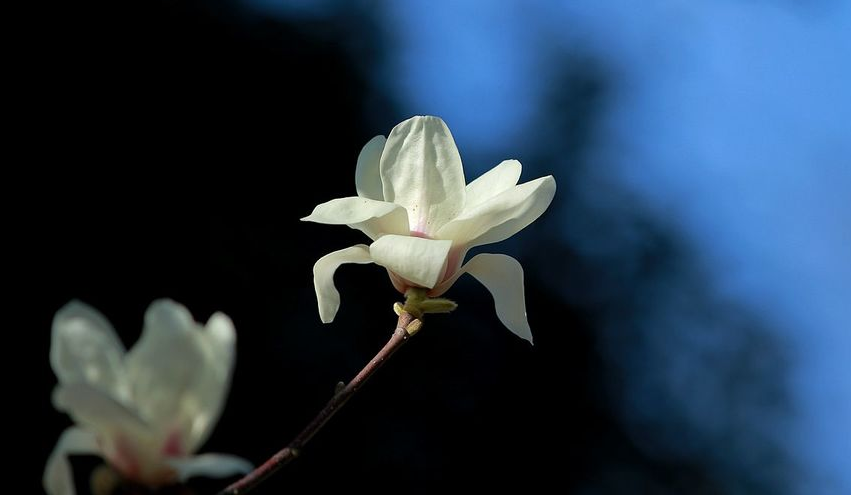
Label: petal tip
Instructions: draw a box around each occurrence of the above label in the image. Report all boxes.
[206,312,237,346]
[55,299,92,317]
[145,298,195,332]
[542,175,557,190]
[52,300,108,333]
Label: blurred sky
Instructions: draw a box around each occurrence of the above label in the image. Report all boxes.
[245,0,851,492]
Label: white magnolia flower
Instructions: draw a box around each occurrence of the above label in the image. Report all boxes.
[303,115,556,342]
[44,299,252,495]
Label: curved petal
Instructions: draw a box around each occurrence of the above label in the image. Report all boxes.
[52,383,151,456]
[204,313,237,365]
[301,197,409,241]
[313,244,374,323]
[169,453,253,481]
[440,254,533,343]
[52,385,182,486]
[53,382,149,428]
[369,234,452,289]
[380,116,466,235]
[51,301,128,400]
[355,135,386,200]
[464,160,522,210]
[436,176,555,248]
[182,312,237,452]
[124,300,235,455]
[44,427,100,495]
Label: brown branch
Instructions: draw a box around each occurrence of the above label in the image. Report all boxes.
[216,310,418,495]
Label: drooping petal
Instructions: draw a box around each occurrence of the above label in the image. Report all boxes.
[464,160,522,210]
[312,244,374,323]
[51,301,127,400]
[43,427,100,495]
[380,116,466,235]
[355,135,386,200]
[301,197,409,240]
[124,300,235,455]
[437,254,533,343]
[168,453,253,481]
[369,234,452,289]
[436,175,555,248]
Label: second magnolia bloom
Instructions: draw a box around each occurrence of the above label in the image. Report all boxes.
[303,116,556,343]
[44,300,252,495]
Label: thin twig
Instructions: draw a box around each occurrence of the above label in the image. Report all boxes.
[216,310,418,495]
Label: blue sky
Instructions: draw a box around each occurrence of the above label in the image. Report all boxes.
[248,0,850,491]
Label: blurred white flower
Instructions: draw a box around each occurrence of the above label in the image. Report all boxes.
[44,299,252,495]
[303,115,556,342]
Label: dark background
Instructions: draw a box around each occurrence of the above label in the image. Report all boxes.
[21,1,847,494]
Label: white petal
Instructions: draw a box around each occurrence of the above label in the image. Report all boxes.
[43,427,99,495]
[301,197,409,241]
[441,254,533,343]
[205,312,236,365]
[380,116,466,235]
[169,453,253,481]
[52,385,176,485]
[464,160,522,210]
[436,175,555,248]
[369,234,452,289]
[355,135,386,200]
[52,383,149,434]
[184,312,238,452]
[51,301,127,400]
[124,300,235,454]
[312,244,374,323]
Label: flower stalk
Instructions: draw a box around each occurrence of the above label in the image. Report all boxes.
[217,307,424,495]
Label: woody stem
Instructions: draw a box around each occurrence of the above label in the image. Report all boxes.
[215,310,418,495]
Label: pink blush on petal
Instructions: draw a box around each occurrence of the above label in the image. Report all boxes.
[161,430,184,457]
[107,435,141,481]
[388,269,415,294]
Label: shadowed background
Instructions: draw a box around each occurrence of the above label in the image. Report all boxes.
[25,0,849,493]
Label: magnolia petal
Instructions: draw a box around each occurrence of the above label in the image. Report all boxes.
[313,244,374,323]
[464,160,522,210]
[53,383,149,435]
[447,254,532,343]
[124,300,234,454]
[50,387,162,483]
[51,301,127,399]
[301,197,409,241]
[43,427,100,495]
[369,234,452,289]
[125,300,202,427]
[168,453,253,481]
[355,135,386,200]
[183,312,237,453]
[436,175,555,248]
[380,116,466,235]
[204,312,237,365]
